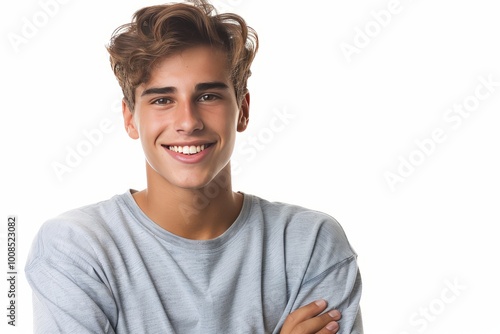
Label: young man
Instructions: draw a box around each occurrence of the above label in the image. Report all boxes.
[25,1,363,333]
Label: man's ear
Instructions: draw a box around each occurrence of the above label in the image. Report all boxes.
[122,99,139,139]
[237,92,250,132]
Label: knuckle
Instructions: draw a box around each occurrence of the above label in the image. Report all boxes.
[285,311,299,324]
[292,323,309,334]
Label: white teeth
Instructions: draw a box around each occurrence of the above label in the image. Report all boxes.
[168,144,209,155]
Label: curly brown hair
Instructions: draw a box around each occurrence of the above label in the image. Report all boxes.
[106,0,258,111]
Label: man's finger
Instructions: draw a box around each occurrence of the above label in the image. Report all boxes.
[299,309,341,333]
[317,320,340,334]
[282,299,328,330]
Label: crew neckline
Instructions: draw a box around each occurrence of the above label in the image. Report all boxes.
[119,189,253,251]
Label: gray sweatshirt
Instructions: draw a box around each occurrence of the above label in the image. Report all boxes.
[25,191,363,333]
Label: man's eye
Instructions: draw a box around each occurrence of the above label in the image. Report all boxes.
[199,94,218,102]
[153,98,171,105]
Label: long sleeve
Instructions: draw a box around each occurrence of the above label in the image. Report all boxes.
[291,255,363,333]
[273,210,363,333]
[25,219,118,334]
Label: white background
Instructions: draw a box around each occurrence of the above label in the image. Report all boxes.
[1,0,499,333]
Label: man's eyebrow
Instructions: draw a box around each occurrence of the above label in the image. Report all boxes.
[141,86,176,97]
[195,82,229,91]
[140,82,229,97]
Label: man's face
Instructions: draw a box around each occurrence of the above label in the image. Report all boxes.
[123,45,249,190]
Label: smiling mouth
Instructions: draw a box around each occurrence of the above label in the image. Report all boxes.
[164,143,213,155]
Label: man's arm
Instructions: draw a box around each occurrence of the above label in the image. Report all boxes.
[288,256,363,333]
[275,211,364,334]
[25,220,118,333]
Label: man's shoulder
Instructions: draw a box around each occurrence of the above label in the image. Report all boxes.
[251,194,342,232]
[248,194,357,282]
[27,192,132,260]
[43,191,130,232]
[250,194,356,258]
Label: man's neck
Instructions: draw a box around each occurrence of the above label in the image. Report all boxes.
[132,165,243,240]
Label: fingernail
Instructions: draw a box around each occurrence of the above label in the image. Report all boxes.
[328,310,340,318]
[315,299,327,307]
[326,321,339,331]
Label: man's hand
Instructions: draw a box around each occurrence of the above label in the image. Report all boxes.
[280,300,341,334]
